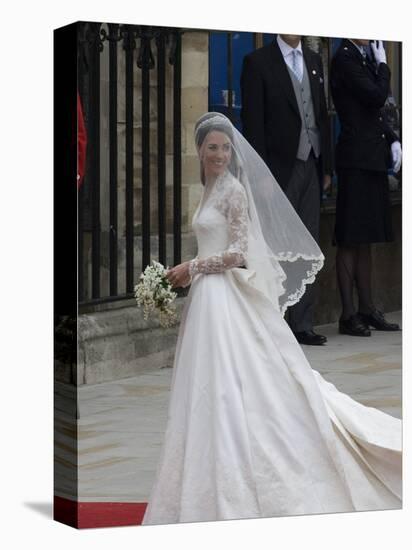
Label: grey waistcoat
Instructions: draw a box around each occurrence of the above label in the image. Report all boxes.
[286,62,321,161]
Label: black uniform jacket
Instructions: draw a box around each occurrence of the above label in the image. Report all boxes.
[330,39,398,172]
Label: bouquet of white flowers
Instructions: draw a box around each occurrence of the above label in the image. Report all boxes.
[134,261,178,328]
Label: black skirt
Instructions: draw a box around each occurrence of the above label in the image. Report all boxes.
[334,168,394,246]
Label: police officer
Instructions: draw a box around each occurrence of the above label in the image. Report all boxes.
[331,39,402,336]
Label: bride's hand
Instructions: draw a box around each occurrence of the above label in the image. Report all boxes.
[166,261,191,288]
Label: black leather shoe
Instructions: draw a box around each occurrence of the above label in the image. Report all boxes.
[294,330,327,346]
[358,309,401,331]
[339,314,371,337]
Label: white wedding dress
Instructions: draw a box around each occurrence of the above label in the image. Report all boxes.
[142,172,402,525]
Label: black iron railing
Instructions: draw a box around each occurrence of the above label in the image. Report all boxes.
[78,23,183,306]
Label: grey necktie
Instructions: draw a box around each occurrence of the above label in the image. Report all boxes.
[291,49,303,82]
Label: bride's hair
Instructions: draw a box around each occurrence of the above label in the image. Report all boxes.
[194,114,240,185]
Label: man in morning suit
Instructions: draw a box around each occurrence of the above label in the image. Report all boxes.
[240,34,331,346]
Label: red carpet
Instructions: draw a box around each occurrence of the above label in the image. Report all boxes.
[54,496,147,529]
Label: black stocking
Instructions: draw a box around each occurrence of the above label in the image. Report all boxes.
[336,245,358,320]
[355,244,373,314]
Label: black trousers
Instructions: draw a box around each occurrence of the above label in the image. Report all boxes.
[284,153,321,332]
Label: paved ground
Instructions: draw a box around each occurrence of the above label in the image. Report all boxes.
[56,311,402,503]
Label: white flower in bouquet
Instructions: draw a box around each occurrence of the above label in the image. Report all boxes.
[134,261,178,328]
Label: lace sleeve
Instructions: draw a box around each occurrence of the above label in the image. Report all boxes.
[189,184,248,276]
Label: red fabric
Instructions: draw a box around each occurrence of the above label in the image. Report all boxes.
[77,93,87,188]
[54,496,147,529]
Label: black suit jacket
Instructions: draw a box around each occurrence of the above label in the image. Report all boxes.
[240,37,331,192]
[330,39,398,172]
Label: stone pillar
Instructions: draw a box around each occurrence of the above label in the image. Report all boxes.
[181,31,209,242]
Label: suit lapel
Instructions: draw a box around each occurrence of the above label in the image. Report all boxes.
[303,47,320,117]
[270,39,300,117]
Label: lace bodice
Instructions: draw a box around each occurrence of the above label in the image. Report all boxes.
[189,172,248,278]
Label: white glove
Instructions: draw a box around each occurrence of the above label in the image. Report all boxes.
[370,40,387,65]
[391,141,402,173]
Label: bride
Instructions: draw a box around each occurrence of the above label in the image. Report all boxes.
[141,112,401,525]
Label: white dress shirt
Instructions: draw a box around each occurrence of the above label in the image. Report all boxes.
[277,35,303,77]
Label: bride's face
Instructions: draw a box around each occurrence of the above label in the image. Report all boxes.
[201,131,232,180]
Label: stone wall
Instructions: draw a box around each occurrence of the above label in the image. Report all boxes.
[76,298,185,386]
